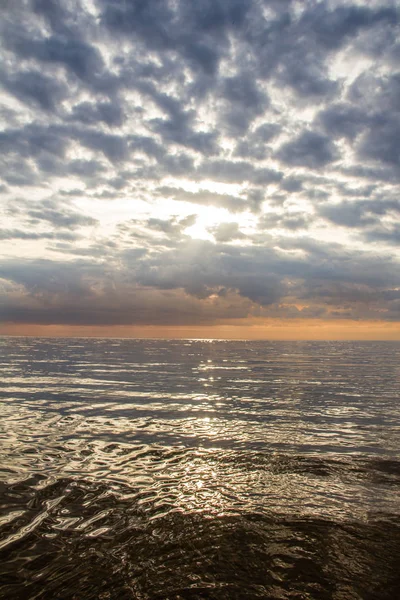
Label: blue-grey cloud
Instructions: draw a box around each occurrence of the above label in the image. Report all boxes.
[0,229,80,241]
[1,0,400,328]
[276,130,339,169]
[0,68,67,112]
[320,199,400,229]
[69,101,125,127]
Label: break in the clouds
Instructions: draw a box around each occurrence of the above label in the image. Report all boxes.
[1,0,400,331]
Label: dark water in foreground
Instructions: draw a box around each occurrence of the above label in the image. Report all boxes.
[1,338,400,599]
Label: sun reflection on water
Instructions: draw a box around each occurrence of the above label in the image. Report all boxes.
[1,338,400,522]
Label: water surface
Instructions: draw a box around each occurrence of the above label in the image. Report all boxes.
[1,338,400,599]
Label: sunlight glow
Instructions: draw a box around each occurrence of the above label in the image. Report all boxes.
[185,205,234,240]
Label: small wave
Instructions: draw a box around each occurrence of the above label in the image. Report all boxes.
[0,475,399,599]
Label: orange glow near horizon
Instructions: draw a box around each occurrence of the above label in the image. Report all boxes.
[1,319,400,341]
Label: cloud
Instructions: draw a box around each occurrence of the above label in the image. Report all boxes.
[6,32,106,88]
[1,233,400,327]
[317,103,370,140]
[358,118,400,169]
[234,123,280,160]
[364,225,400,246]
[300,4,399,50]
[0,229,80,241]
[276,130,339,168]
[209,222,245,242]
[198,160,283,187]
[259,211,311,232]
[69,101,125,127]
[1,0,400,330]
[0,68,68,112]
[1,194,97,252]
[0,256,254,326]
[221,72,269,135]
[0,124,68,159]
[99,0,250,76]
[319,198,400,231]
[156,186,248,212]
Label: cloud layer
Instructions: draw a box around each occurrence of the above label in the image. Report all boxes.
[1,0,400,331]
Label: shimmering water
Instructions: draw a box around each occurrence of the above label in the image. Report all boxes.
[1,338,400,599]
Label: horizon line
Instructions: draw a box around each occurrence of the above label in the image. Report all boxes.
[2,334,400,342]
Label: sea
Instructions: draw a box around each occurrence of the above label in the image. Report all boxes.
[1,337,400,600]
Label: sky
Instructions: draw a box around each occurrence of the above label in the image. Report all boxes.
[1,0,400,340]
